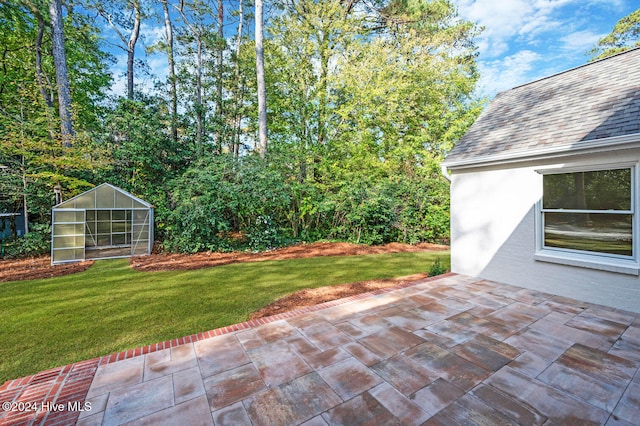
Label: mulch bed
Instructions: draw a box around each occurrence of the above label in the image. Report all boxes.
[0,257,94,283]
[130,241,448,272]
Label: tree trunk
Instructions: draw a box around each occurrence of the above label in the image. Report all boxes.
[318,37,328,146]
[255,0,267,157]
[232,0,244,157]
[33,11,58,141]
[216,0,224,152]
[234,79,245,157]
[196,38,203,156]
[127,0,141,100]
[175,2,204,156]
[35,14,53,109]
[161,0,177,144]
[22,160,29,235]
[49,0,73,145]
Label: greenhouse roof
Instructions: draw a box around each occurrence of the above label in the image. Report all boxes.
[54,183,151,210]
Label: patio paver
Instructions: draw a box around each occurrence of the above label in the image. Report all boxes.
[1,273,639,425]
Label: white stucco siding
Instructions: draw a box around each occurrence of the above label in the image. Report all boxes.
[449,150,640,313]
[450,166,540,276]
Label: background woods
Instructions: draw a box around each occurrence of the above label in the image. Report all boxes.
[1,0,485,256]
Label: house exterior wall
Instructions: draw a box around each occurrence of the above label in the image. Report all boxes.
[449,149,640,313]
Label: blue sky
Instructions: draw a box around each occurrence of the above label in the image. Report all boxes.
[453,0,639,98]
[106,1,639,99]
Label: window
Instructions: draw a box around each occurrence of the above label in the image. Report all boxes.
[536,166,638,274]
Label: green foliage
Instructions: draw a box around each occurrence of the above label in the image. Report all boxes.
[163,155,291,252]
[325,170,451,245]
[162,159,233,253]
[247,215,286,251]
[1,223,51,259]
[0,0,484,254]
[428,257,448,276]
[328,180,397,245]
[590,9,640,60]
[0,1,111,243]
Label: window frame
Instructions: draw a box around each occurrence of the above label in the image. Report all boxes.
[535,162,640,275]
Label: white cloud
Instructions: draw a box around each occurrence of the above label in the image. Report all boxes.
[453,0,633,97]
[476,50,541,96]
[140,22,166,50]
[455,0,584,57]
[147,56,169,81]
[457,0,534,57]
[559,29,605,52]
[109,74,127,98]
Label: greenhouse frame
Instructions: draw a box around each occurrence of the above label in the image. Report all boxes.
[51,183,153,264]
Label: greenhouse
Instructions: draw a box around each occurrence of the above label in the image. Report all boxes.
[51,183,153,264]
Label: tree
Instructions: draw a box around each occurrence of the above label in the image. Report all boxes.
[160,0,178,144]
[231,0,245,157]
[266,0,360,181]
[255,0,267,157]
[102,96,186,214]
[590,9,640,60]
[49,0,74,142]
[94,0,142,99]
[175,0,216,157]
[1,2,111,242]
[215,0,224,150]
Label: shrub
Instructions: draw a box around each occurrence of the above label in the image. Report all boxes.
[247,215,286,251]
[1,223,51,259]
[163,156,292,253]
[428,257,448,277]
[328,180,397,245]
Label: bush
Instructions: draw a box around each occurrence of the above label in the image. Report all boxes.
[163,156,292,253]
[160,154,452,253]
[162,160,233,253]
[247,215,287,251]
[1,223,51,259]
[428,258,448,277]
[327,180,397,245]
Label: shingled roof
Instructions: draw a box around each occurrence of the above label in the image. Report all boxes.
[443,47,640,168]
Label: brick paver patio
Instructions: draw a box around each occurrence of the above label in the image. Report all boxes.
[1,273,639,425]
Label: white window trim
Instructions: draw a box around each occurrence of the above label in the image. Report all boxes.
[534,163,640,275]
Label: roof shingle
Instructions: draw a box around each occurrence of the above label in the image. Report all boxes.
[444,48,640,166]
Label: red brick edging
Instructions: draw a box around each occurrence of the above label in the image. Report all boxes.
[0,273,453,425]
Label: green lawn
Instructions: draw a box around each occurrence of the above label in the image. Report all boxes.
[0,251,448,383]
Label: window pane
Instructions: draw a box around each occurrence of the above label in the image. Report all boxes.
[86,221,97,234]
[544,212,632,256]
[75,192,95,209]
[54,211,79,223]
[53,235,83,249]
[543,169,631,210]
[112,222,126,233]
[53,248,76,262]
[97,222,111,233]
[96,185,115,208]
[116,191,133,209]
[97,210,110,221]
[133,210,148,221]
[54,223,79,236]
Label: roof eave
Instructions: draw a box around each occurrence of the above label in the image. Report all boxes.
[442,132,640,171]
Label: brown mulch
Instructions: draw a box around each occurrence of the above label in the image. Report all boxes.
[130,241,448,272]
[249,272,432,320]
[0,257,94,283]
